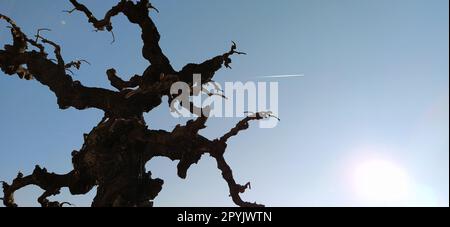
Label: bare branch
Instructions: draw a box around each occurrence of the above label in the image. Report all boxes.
[106,68,142,91]
[178,42,246,84]
[65,59,90,70]
[62,8,76,14]
[219,112,273,143]
[210,154,264,207]
[68,0,174,71]
[35,33,64,66]
[35,28,51,42]
[1,166,81,207]
[0,16,145,116]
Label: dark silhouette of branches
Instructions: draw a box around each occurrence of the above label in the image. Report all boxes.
[0,1,272,207]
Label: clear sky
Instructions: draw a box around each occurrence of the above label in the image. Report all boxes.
[0,0,448,207]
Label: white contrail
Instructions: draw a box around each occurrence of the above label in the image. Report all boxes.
[259,74,305,79]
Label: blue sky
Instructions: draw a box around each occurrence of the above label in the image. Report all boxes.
[0,0,448,207]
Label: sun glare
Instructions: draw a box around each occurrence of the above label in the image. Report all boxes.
[352,158,412,205]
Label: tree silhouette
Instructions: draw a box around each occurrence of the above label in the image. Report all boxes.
[0,0,272,207]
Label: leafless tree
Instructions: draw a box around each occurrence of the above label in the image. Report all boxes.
[0,0,273,207]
